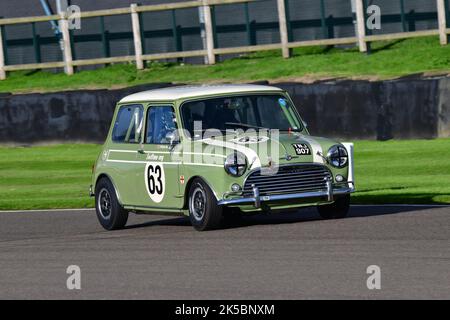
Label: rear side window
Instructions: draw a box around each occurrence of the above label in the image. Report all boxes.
[112,105,143,143]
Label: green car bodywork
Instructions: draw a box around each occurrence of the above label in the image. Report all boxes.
[91,85,354,224]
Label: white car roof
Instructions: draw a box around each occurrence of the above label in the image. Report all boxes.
[119,84,284,103]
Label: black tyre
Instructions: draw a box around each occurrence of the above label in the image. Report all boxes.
[317,194,350,219]
[188,178,223,231]
[95,177,129,230]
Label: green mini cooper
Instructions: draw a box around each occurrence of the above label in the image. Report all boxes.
[90,85,354,231]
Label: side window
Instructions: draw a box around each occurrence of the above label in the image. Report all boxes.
[112,105,143,143]
[146,106,178,144]
[182,101,205,139]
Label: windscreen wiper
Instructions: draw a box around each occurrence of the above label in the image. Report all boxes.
[279,128,303,133]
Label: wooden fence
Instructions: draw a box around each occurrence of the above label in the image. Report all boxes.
[0,0,449,81]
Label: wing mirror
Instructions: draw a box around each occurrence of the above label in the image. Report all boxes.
[302,120,308,129]
[166,131,180,146]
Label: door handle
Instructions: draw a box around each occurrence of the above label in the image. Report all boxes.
[137,143,145,154]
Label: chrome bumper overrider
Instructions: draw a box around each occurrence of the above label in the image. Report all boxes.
[218,181,355,208]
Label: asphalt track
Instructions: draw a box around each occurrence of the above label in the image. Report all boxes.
[0,205,449,299]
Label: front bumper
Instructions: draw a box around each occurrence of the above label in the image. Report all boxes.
[218,181,354,208]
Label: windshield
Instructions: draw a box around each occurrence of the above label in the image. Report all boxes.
[181,94,303,138]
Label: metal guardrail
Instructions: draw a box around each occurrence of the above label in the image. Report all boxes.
[0,0,449,80]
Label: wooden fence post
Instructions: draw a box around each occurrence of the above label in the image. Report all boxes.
[60,13,74,75]
[202,0,216,65]
[437,0,448,45]
[276,0,290,58]
[131,4,144,70]
[355,0,367,52]
[0,25,5,80]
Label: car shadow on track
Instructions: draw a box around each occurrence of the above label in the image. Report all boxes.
[222,205,447,229]
[124,216,191,230]
[124,205,446,231]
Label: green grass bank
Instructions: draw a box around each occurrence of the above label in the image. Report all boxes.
[1,37,449,94]
[0,139,449,210]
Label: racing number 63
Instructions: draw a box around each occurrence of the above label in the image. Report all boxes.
[148,165,163,195]
[145,163,165,203]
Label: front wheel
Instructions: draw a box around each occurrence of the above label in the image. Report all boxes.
[188,178,223,231]
[317,194,350,219]
[95,177,129,230]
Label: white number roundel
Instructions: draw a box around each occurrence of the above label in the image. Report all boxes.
[145,162,165,203]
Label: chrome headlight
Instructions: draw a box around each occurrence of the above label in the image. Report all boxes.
[327,145,348,168]
[224,151,247,177]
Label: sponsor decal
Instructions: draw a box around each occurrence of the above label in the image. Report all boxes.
[292,143,311,156]
[146,153,164,161]
[179,175,185,184]
[278,98,287,107]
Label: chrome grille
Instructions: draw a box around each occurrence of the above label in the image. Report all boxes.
[243,164,332,197]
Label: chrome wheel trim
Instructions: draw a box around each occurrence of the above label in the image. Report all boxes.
[98,188,112,220]
[190,186,206,222]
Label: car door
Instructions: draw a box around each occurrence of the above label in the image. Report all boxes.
[106,104,145,206]
[134,104,183,210]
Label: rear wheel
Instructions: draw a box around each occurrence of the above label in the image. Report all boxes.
[188,178,223,231]
[317,194,350,219]
[95,177,128,230]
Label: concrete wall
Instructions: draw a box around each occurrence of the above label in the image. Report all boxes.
[0,83,171,143]
[279,77,449,140]
[0,77,449,143]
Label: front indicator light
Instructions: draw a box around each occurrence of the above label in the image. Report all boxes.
[231,183,242,192]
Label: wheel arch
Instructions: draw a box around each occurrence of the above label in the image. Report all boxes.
[183,175,220,210]
[95,173,124,206]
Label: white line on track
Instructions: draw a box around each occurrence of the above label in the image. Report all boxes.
[0,204,448,214]
[351,204,450,208]
[0,208,94,214]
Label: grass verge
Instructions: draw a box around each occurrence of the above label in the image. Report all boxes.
[1,36,450,94]
[0,144,99,210]
[0,139,449,210]
[352,139,450,205]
